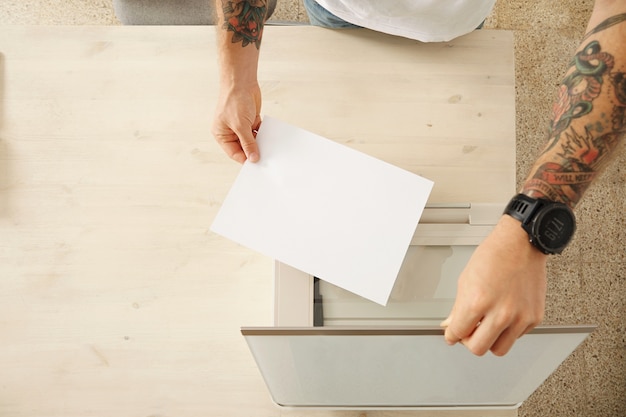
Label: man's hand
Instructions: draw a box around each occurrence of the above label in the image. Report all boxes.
[214,0,268,164]
[213,83,262,164]
[441,215,548,356]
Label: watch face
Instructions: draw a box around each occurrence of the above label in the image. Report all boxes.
[532,205,576,253]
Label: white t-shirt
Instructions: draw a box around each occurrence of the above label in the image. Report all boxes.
[314,0,497,42]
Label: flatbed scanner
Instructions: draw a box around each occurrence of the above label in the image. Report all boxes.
[242,203,594,411]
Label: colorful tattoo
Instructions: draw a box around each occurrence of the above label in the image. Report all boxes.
[548,41,611,141]
[221,0,267,49]
[523,16,626,207]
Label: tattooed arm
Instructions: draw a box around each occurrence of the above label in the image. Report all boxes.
[443,0,626,356]
[212,0,270,163]
[523,3,626,204]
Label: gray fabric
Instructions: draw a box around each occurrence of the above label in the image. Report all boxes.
[113,0,277,25]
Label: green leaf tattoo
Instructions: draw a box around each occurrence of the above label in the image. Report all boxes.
[583,13,626,41]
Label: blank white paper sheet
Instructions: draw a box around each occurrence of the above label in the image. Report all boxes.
[210,117,433,305]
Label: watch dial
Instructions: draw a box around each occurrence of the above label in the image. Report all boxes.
[534,206,575,251]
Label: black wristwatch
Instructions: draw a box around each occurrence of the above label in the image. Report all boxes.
[503,194,576,255]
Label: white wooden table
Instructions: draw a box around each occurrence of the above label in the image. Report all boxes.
[0,26,515,416]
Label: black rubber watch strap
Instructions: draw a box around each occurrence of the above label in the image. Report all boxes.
[503,193,542,224]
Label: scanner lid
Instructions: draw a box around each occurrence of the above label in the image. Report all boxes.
[241,325,594,409]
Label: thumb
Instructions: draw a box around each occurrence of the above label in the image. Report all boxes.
[441,310,461,346]
[440,304,454,328]
[240,115,262,163]
[234,126,260,163]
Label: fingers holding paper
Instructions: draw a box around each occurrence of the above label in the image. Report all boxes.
[441,215,548,356]
[213,84,262,164]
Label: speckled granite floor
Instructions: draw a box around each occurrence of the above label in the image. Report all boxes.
[1,1,624,416]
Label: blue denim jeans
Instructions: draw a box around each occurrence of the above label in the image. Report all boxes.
[302,0,361,29]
